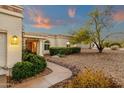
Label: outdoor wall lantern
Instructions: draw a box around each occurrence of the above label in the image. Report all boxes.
[66,41,70,48]
[11,35,18,45]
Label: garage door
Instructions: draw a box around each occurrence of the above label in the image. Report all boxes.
[0,33,7,75]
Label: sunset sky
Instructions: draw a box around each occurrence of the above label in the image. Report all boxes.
[23,5,124,36]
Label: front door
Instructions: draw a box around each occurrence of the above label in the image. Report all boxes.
[26,39,38,53]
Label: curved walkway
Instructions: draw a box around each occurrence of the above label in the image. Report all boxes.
[14,62,72,88]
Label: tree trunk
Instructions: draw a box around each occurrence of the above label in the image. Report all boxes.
[94,42,104,53]
[98,47,103,53]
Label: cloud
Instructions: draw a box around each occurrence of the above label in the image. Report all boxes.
[33,15,52,29]
[112,11,124,22]
[26,7,80,29]
[54,18,81,26]
[68,7,76,18]
[27,8,52,29]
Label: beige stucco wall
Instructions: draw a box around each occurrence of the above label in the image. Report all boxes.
[55,37,69,47]
[42,36,69,54]
[43,36,69,47]
[0,6,23,68]
[46,37,57,47]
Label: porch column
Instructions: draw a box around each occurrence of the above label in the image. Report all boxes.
[23,38,27,50]
[39,39,44,56]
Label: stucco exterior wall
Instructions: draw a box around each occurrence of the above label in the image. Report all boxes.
[0,6,23,68]
[46,37,57,47]
[43,36,69,47]
[55,37,69,47]
[42,36,69,54]
[24,33,70,55]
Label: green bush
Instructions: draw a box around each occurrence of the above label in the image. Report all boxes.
[104,41,122,48]
[66,68,120,88]
[22,49,36,61]
[111,45,119,50]
[49,47,81,56]
[23,53,47,75]
[109,42,121,48]
[12,50,47,81]
[12,61,33,81]
[121,43,124,48]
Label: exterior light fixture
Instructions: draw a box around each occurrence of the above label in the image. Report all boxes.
[66,41,70,48]
[11,35,18,45]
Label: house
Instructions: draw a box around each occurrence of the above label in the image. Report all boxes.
[0,5,23,75]
[0,5,70,76]
[23,32,71,56]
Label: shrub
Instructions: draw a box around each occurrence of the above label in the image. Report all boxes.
[49,47,81,56]
[104,42,122,48]
[121,43,124,48]
[111,45,119,50]
[66,68,120,88]
[12,62,33,81]
[109,42,121,48]
[22,50,30,61]
[12,50,47,81]
[23,53,47,75]
[22,49,36,61]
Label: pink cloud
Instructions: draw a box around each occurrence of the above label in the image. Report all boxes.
[112,11,124,22]
[26,7,79,29]
[33,15,52,29]
[27,8,52,29]
[68,8,76,18]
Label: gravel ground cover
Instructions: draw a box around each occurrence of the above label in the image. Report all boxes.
[45,49,124,87]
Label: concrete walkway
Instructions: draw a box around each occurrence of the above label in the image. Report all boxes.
[13,62,72,88]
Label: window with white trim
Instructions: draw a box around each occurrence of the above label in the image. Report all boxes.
[44,40,50,50]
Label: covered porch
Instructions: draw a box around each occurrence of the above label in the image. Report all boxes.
[23,34,49,56]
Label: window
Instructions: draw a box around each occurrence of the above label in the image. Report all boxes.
[44,40,50,50]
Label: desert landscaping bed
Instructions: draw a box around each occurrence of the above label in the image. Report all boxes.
[45,49,124,87]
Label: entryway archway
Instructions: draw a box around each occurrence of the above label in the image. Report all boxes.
[25,39,39,54]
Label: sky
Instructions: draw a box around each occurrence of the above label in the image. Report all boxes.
[23,5,124,38]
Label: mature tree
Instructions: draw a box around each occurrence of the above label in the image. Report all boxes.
[70,6,116,53]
